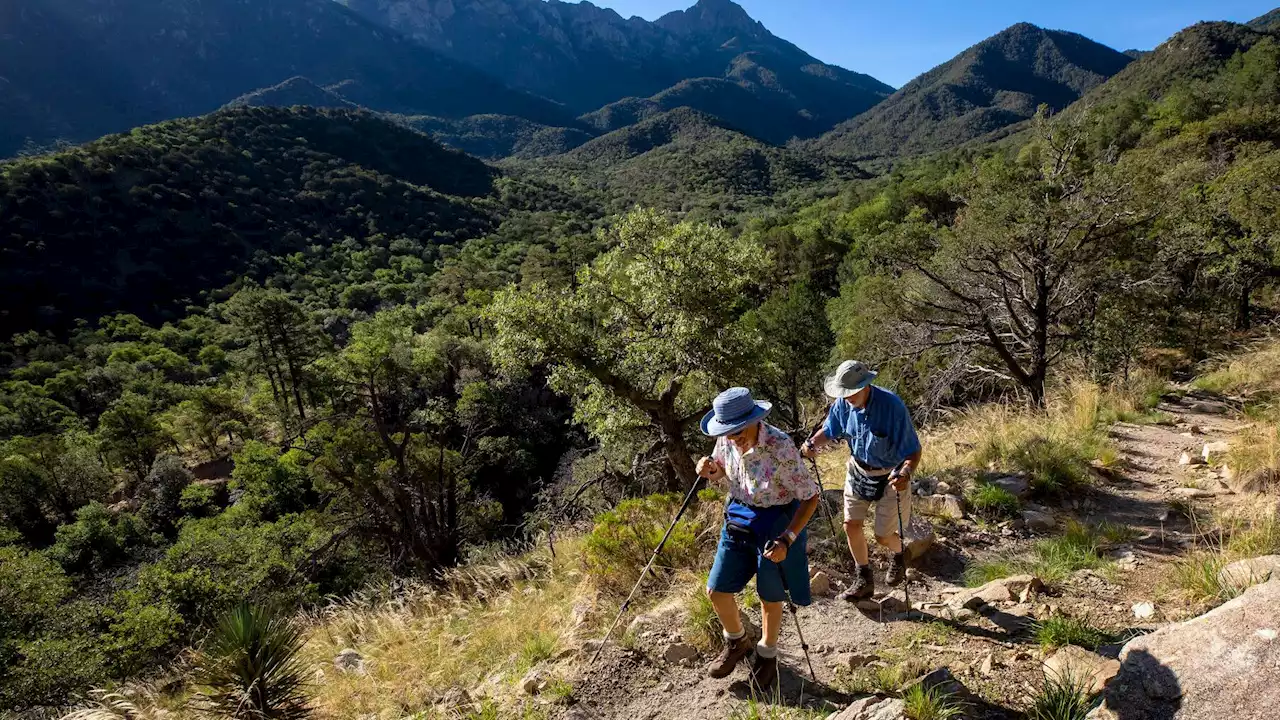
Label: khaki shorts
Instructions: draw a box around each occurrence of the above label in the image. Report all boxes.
[843,471,912,538]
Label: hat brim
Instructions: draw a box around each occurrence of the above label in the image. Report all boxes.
[700,401,772,437]
[824,371,877,399]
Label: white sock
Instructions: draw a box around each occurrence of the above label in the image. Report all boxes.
[755,640,778,659]
[724,628,745,641]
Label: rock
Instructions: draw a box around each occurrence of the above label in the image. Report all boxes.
[810,571,832,597]
[990,475,1031,498]
[1021,510,1056,532]
[832,652,878,673]
[979,652,996,676]
[1090,579,1280,720]
[1201,441,1231,464]
[916,493,966,519]
[659,681,674,693]
[1043,646,1121,696]
[903,515,936,561]
[857,596,911,615]
[520,668,547,695]
[935,481,954,495]
[1219,555,1280,590]
[948,575,1045,610]
[662,642,698,664]
[1131,602,1155,620]
[1178,451,1204,466]
[1171,486,1214,499]
[334,648,366,675]
[1109,547,1139,571]
[903,667,960,695]
[828,695,906,720]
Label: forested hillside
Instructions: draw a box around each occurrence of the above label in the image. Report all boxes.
[7,5,1280,718]
[813,23,1133,159]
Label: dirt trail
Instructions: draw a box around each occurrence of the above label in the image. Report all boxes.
[563,391,1248,720]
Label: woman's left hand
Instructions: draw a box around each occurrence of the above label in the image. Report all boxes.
[764,541,788,564]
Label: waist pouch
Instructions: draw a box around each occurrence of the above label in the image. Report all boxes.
[725,499,799,550]
[848,463,892,503]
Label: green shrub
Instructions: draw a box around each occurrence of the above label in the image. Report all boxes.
[179,481,222,518]
[231,442,314,520]
[192,604,310,719]
[584,493,708,596]
[1008,437,1091,496]
[966,483,1021,520]
[48,502,150,574]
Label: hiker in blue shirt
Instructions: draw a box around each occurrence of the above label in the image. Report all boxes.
[802,360,922,601]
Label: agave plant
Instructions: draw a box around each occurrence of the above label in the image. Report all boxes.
[192,604,312,719]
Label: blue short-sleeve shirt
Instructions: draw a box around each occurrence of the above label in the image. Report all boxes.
[823,385,921,470]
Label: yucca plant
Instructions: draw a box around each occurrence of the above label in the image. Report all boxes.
[192,604,312,719]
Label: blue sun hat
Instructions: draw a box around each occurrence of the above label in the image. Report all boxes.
[700,387,772,437]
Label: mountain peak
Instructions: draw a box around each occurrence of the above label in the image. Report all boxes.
[655,0,761,37]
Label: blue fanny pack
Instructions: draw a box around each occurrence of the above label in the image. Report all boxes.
[724,499,798,550]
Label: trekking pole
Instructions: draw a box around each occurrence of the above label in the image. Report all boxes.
[807,456,839,541]
[589,476,704,667]
[764,540,816,682]
[892,471,912,622]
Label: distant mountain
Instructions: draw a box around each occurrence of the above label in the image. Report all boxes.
[0,107,503,335]
[812,23,1132,159]
[225,78,357,111]
[1249,7,1280,30]
[0,0,573,157]
[1076,22,1272,109]
[343,0,893,142]
[524,108,867,212]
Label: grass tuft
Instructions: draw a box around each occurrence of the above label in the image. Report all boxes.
[903,683,963,720]
[1027,668,1098,720]
[1033,615,1109,650]
[964,521,1111,586]
[966,483,1022,520]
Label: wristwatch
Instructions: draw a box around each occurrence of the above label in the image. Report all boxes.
[783,530,797,546]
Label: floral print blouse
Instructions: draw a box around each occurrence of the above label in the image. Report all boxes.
[711,422,820,507]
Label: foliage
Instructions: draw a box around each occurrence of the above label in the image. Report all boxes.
[1027,668,1098,720]
[902,683,963,720]
[965,483,1022,521]
[584,493,711,596]
[192,604,311,719]
[1033,615,1109,650]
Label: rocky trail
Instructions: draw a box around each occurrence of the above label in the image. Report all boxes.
[556,389,1279,720]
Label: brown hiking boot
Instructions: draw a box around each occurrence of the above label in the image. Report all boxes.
[707,633,754,678]
[750,652,778,689]
[886,553,907,587]
[838,565,875,601]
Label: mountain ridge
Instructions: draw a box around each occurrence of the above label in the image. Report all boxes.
[811,22,1132,159]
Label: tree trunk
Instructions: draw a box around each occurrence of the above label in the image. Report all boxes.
[1236,283,1253,331]
[656,404,698,493]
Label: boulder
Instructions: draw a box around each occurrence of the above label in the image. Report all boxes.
[903,514,936,561]
[828,695,904,720]
[916,494,965,520]
[334,648,366,675]
[810,570,832,597]
[1089,579,1280,720]
[1021,510,1056,532]
[990,475,1031,499]
[1131,602,1155,620]
[1043,645,1121,696]
[662,642,698,664]
[948,575,1045,611]
[1218,555,1280,590]
[1201,441,1231,464]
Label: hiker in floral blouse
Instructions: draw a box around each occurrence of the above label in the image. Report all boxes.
[695,387,820,689]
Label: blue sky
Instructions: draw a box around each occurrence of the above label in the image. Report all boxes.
[587,0,1279,87]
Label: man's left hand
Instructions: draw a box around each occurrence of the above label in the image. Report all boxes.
[764,540,788,564]
[891,472,910,493]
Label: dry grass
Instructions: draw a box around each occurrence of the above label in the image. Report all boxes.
[302,539,591,719]
[1192,341,1280,396]
[1168,505,1280,607]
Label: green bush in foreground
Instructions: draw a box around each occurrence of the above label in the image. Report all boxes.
[584,493,708,596]
[903,682,963,720]
[1027,668,1098,720]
